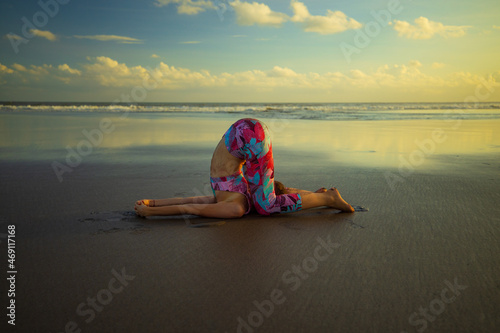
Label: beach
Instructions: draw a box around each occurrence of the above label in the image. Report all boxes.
[0,110,499,332]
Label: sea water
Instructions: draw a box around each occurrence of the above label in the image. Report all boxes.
[1,102,500,121]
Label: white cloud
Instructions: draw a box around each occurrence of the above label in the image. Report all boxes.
[153,62,219,88]
[432,62,446,69]
[290,0,362,34]
[12,63,28,72]
[28,65,52,76]
[268,66,298,78]
[73,35,143,43]
[30,29,58,41]
[3,57,499,102]
[9,64,52,77]
[154,0,361,35]
[55,64,81,84]
[393,17,471,39]
[123,59,492,91]
[230,1,361,33]
[230,0,289,27]
[408,60,422,68]
[0,63,14,84]
[83,56,149,86]
[0,62,83,86]
[151,54,160,58]
[58,64,81,76]
[493,25,500,30]
[154,0,214,15]
[4,33,26,41]
[0,63,14,74]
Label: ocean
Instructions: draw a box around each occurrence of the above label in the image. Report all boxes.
[1,101,500,121]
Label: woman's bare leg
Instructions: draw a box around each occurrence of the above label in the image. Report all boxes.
[285,187,327,195]
[135,201,245,219]
[137,196,216,208]
[300,188,354,212]
[153,196,216,206]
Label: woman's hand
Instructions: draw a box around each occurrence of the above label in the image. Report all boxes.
[134,200,151,217]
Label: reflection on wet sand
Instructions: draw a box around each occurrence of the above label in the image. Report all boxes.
[1,113,499,170]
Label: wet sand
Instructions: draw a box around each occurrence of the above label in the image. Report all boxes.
[0,114,499,332]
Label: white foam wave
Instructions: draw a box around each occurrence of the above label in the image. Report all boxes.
[1,102,499,121]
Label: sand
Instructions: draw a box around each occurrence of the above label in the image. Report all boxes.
[0,114,499,332]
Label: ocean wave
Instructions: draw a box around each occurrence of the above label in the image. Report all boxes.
[1,102,499,121]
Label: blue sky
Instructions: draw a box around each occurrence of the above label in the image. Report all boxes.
[0,0,499,102]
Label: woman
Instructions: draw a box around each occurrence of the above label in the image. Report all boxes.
[135,118,354,218]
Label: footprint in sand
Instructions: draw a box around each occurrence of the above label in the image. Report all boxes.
[79,211,150,235]
[352,205,369,212]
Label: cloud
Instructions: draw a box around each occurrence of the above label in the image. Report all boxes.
[12,63,28,72]
[28,65,52,76]
[10,64,52,76]
[155,0,361,35]
[56,64,81,84]
[230,0,289,27]
[4,33,26,41]
[30,29,58,41]
[0,63,14,74]
[268,66,298,78]
[151,54,160,58]
[1,62,83,86]
[0,63,14,84]
[154,0,214,15]
[230,1,360,34]
[408,60,422,68]
[77,58,493,92]
[58,64,81,76]
[73,35,143,43]
[493,25,500,30]
[4,31,57,42]
[3,57,499,102]
[83,56,149,87]
[290,0,362,34]
[432,62,446,69]
[393,17,471,39]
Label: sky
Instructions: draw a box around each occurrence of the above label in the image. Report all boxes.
[0,0,499,102]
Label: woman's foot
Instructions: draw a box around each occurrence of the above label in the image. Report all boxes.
[315,187,327,193]
[326,188,355,212]
[134,200,151,217]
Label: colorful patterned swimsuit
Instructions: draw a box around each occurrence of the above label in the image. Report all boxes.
[210,118,302,215]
